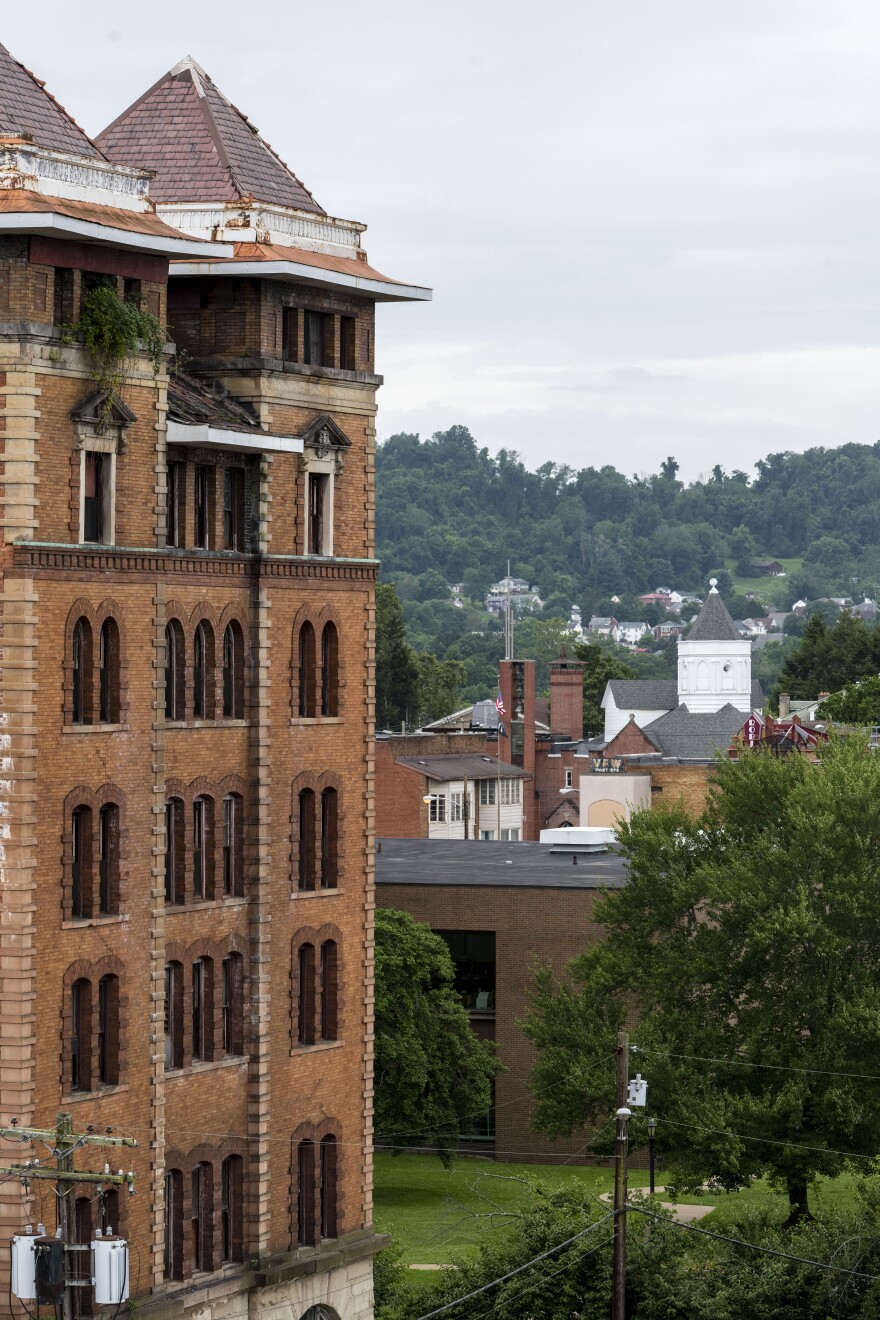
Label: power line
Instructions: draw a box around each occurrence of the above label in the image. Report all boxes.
[628,1207,880,1281]
[475,1232,615,1319]
[660,1116,878,1163]
[411,1211,616,1320]
[637,1046,880,1084]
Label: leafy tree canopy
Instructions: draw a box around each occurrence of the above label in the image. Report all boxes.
[374,910,499,1162]
[524,737,880,1222]
[817,675,880,724]
[777,612,880,702]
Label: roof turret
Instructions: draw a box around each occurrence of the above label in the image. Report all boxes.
[686,579,742,643]
[0,42,104,158]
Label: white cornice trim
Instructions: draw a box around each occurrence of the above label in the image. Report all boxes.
[0,211,232,258]
[169,258,432,302]
[167,420,303,453]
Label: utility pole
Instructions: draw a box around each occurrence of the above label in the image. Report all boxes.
[612,1031,630,1320]
[0,1112,136,1319]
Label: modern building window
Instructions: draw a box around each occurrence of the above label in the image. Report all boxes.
[98,619,120,723]
[191,1162,213,1273]
[98,803,119,915]
[165,622,185,721]
[167,461,183,547]
[303,311,326,367]
[97,973,119,1086]
[500,779,521,806]
[296,1140,317,1245]
[450,792,464,823]
[222,793,244,897]
[298,789,316,890]
[164,961,183,1071]
[436,930,496,1012]
[221,1155,244,1262]
[307,474,329,555]
[165,798,185,905]
[71,978,92,1092]
[223,467,245,550]
[72,618,91,724]
[192,957,213,1062]
[223,622,244,719]
[479,780,496,806]
[164,1169,183,1280]
[339,316,356,371]
[320,788,338,889]
[500,827,520,841]
[320,623,339,716]
[298,623,317,716]
[71,805,92,919]
[320,940,338,1041]
[320,1135,338,1239]
[480,829,495,840]
[195,465,211,549]
[297,943,316,1046]
[83,452,105,543]
[222,953,244,1056]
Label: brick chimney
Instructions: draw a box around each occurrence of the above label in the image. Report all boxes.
[778,692,790,718]
[550,659,585,741]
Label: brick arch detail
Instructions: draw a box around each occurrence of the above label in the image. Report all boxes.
[62,598,129,725]
[290,604,344,722]
[60,783,128,921]
[164,936,250,1071]
[291,923,343,1051]
[164,776,249,908]
[289,1119,344,1250]
[61,956,128,1097]
[161,1138,250,1279]
[290,773,346,893]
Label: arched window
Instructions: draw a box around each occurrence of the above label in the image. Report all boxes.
[320,1135,337,1239]
[192,957,214,1062]
[165,621,185,721]
[164,961,183,1071]
[297,944,316,1046]
[71,805,93,919]
[320,623,338,717]
[222,953,244,1056]
[221,1155,244,1263]
[165,798,185,905]
[164,1168,184,1280]
[320,788,338,890]
[223,622,244,719]
[194,621,215,719]
[191,1162,214,1273]
[98,803,119,915]
[298,623,316,718]
[296,1140,317,1246]
[320,941,338,1042]
[71,978,92,1092]
[97,973,119,1086]
[72,618,92,724]
[192,796,214,900]
[298,789,316,891]
[98,618,120,723]
[222,793,244,897]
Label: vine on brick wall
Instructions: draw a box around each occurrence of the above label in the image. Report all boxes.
[73,285,166,426]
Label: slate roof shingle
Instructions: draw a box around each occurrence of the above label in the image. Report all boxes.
[605,679,677,711]
[641,702,749,761]
[0,42,104,158]
[96,57,325,213]
[395,755,531,781]
[687,588,742,642]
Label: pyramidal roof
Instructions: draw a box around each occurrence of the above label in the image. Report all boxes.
[0,42,104,158]
[96,57,324,214]
[686,581,742,643]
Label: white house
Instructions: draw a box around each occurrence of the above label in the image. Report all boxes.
[617,621,651,645]
[588,616,619,640]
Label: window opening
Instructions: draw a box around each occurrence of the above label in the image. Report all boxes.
[223,622,244,718]
[53,267,74,326]
[221,1155,243,1262]
[83,453,104,543]
[321,788,338,889]
[321,623,339,716]
[296,1140,317,1245]
[195,465,210,549]
[223,467,245,551]
[98,803,118,914]
[164,962,183,1071]
[164,1169,183,1279]
[167,461,183,547]
[320,1136,337,1239]
[71,804,92,919]
[98,619,119,723]
[320,940,338,1041]
[72,619,87,724]
[298,943,316,1045]
[307,474,327,555]
[303,312,325,367]
[222,953,243,1056]
[97,974,119,1086]
[340,317,356,371]
[298,623,316,716]
[71,978,92,1092]
[298,789,316,890]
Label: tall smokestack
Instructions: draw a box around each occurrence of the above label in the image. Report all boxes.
[550,659,585,742]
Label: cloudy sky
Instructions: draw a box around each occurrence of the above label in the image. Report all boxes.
[6,1,880,479]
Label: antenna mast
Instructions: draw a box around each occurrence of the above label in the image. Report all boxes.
[504,559,514,660]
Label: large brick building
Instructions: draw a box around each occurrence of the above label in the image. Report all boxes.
[0,44,426,1320]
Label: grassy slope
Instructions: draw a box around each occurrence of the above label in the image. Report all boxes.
[373,1152,859,1268]
[724,556,803,596]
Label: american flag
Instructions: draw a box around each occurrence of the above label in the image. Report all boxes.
[495,690,506,716]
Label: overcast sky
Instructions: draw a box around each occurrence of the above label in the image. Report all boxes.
[6,1,880,479]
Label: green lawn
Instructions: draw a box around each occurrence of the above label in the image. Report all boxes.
[373,1152,861,1268]
[723,556,803,596]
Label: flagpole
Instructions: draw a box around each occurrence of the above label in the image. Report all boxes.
[497,730,501,842]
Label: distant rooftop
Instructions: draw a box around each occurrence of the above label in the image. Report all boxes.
[375,837,627,890]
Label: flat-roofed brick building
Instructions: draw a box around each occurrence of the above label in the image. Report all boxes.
[0,42,427,1320]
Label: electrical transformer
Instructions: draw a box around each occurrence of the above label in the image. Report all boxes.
[10,1232,37,1300]
[34,1236,65,1304]
[93,1234,129,1305]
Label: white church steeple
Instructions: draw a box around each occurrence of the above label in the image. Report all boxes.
[677,578,753,714]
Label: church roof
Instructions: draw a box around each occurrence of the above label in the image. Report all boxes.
[96,57,324,213]
[605,679,677,711]
[640,703,749,761]
[687,586,742,643]
[0,42,104,158]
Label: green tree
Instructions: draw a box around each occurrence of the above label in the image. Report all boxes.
[415,652,466,724]
[817,675,880,723]
[572,641,636,737]
[374,909,499,1161]
[376,583,420,730]
[728,524,759,575]
[525,737,880,1222]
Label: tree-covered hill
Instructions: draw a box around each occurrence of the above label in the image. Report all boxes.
[377,426,880,612]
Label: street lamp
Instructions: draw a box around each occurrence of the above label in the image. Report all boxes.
[647,1117,656,1195]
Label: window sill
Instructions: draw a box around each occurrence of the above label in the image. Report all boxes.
[290,717,343,727]
[290,1039,343,1057]
[62,1084,129,1103]
[62,724,127,735]
[165,897,248,914]
[164,1056,248,1080]
[165,719,248,730]
[292,887,342,899]
[62,915,126,930]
